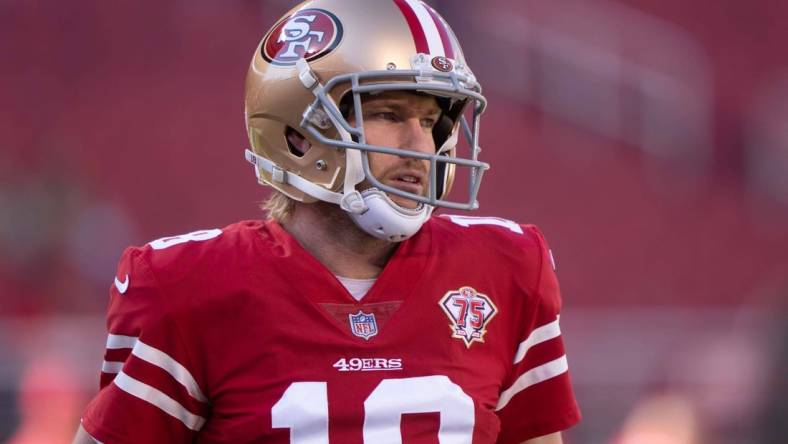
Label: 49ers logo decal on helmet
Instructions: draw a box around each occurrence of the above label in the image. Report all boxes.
[262,8,343,66]
[431,56,453,72]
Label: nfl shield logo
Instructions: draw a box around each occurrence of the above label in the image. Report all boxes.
[348,310,378,340]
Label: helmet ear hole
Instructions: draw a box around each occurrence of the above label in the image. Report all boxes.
[285,126,312,157]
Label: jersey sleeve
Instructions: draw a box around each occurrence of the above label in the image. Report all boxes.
[495,226,581,443]
[81,246,209,444]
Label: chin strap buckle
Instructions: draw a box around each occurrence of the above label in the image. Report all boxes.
[340,190,368,214]
[271,166,287,184]
[296,58,318,90]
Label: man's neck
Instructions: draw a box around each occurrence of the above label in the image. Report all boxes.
[281,201,399,279]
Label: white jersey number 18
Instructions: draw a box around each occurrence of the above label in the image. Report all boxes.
[272,376,475,444]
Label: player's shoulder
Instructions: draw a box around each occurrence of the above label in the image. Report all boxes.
[429,214,555,280]
[430,214,550,252]
[106,220,276,330]
[429,215,560,304]
[119,220,269,282]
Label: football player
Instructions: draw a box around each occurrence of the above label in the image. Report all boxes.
[73,0,580,443]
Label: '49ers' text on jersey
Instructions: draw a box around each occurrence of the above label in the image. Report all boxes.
[82,216,581,443]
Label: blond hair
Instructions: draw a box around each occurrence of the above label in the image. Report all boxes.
[261,191,296,223]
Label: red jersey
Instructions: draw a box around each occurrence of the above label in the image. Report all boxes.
[82,215,580,443]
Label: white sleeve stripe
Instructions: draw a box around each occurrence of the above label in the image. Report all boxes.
[80,419,104,444]
[104,334,207,403]
[101,360,124,374]
[106,334,138,349]
[513,316,561,364]
[113,371,206,431]
[496,355,569,411]
[131,339,208,403]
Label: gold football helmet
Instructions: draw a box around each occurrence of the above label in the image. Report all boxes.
[244,0,488,241]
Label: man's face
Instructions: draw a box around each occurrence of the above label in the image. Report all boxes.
[351,91,441,209]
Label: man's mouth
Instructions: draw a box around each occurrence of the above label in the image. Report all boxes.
[397,175,419,184]
[388,173,425,195]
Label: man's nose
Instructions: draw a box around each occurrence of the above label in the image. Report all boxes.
[400,118,435,154]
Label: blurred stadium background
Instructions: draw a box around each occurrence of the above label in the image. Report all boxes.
[1,0,787,443]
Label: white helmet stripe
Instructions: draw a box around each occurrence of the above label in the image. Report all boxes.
[425,4,456,59]
[402,0,445,56]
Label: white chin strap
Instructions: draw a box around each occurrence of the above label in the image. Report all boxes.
[244,149,432,242]
[349,189,432,242]
[244,149,432,241]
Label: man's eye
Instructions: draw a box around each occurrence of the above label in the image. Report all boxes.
[370,112,398,121]
[421,118,437,128]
